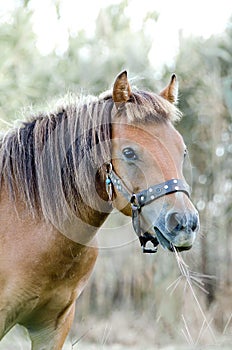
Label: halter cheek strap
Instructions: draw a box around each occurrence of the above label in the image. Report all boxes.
[105,163,191,253]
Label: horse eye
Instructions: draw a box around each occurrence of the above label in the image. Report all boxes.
[184,149,188,158]
[122,147,137,160]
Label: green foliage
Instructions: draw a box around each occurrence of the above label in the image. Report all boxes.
[0,1,158,125]
[55,0,157,93]
[0,7,38,121]
[173,26,232,299]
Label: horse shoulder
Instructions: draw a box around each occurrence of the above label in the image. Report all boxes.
[0,187,98,334]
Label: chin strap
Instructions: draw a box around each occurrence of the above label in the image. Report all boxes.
[105,163,191,253]
[131,195,159,253]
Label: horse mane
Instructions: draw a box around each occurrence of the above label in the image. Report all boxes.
[0,88,181,231]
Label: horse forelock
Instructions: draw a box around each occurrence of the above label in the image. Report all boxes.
[102,88,182,123]
[125,90,182,123]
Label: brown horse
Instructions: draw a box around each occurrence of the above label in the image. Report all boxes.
[0,71,199,349]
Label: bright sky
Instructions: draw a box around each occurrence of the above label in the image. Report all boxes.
[1,0,232,70]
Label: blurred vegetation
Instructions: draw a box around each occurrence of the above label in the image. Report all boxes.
[0,1,231,348]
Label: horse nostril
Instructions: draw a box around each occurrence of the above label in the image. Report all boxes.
[166,211,199,233]
[166,212,186,232]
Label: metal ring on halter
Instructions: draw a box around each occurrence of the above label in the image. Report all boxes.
[105,163,113,201]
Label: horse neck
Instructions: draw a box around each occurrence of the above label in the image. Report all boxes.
[79,174,112,226]
[50,171,112,245]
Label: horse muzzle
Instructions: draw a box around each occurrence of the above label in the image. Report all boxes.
[153,210,200,251]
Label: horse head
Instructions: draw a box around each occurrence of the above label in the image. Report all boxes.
[107,71,200,252]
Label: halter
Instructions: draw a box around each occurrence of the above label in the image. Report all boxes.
[105,163,191,253]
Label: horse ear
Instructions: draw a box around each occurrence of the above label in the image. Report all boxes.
[112,71,132,103]
[160,74,178,104]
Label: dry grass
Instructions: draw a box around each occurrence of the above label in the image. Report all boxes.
[1,318,231,350]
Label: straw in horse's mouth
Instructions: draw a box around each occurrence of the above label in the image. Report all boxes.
[153,227,192,252]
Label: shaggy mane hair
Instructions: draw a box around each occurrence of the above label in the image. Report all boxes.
[0,88,181,231]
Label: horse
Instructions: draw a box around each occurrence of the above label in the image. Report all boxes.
[0,71,200,349]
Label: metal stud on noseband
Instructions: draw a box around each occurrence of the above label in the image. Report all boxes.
[105,163,191,253]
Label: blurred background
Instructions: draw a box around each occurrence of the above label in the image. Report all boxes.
[0,0,232,349]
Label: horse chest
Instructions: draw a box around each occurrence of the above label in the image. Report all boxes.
[45,241,98,285]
